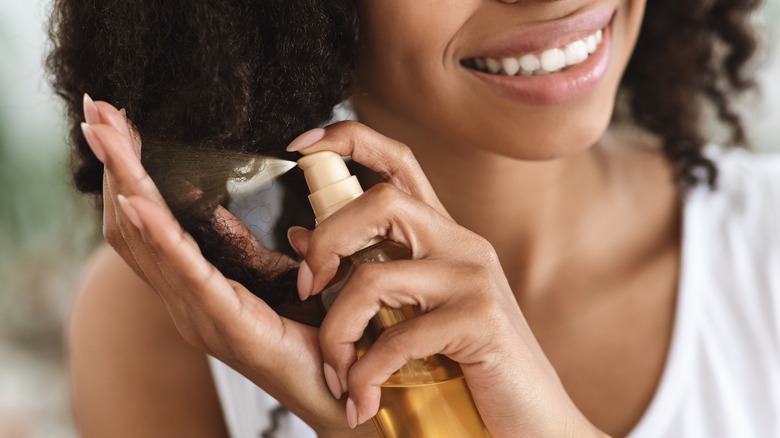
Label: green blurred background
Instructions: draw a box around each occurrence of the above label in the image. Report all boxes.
[0,1,779,437]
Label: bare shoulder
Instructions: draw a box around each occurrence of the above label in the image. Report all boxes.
[69,244,229,437]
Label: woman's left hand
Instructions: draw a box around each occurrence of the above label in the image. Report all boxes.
[287,121,607,437]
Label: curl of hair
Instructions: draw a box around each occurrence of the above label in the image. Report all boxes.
[47,0,357,311]
[621,0,761,187]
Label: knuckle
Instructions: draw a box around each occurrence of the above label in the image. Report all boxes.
[336,119,363,134]
[462,234,501,272]
[474,235,500,263]
[170,227,191,251]
[329,120,364,144]
[318,319,342,354]
[346,364,368,395]
[200,329,227,359]
[367,182,403,210]
[394,143,417,168]
[318,330,338,357]
[176,324,206,351]
[191,263,219,289]
[377,323,410,358]
[127,170,153,191]
[350,263,385,292]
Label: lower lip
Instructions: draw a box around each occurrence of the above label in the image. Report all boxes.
[467,24,612,106]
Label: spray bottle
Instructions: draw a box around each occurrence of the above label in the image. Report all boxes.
[297,151,491,438]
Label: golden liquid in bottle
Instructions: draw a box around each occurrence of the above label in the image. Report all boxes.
[372,358,491,438]
[323,240,491,438]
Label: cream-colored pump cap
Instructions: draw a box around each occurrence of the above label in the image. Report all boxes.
[298,151,364,224]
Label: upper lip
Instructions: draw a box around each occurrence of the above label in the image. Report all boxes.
[462,5,616,60]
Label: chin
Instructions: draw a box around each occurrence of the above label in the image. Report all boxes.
[448,90,617,162]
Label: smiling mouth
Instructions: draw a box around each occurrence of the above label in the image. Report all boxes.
[462,28,605,76]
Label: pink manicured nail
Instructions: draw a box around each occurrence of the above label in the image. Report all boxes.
[297,260,313,301]
[117,195,143,230]
[323,363,344,399]
[119,108,127,118]
[286,128,325,152]
[346,397,358,429]
[81,123,106,163]
[83,93,101,125]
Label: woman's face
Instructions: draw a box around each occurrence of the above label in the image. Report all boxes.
[351,0,647,160]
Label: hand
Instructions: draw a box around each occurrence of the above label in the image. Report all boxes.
[286,121,608,437]
[79,95,377,437]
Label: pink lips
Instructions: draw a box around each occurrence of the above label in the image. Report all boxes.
[464,6,616,106]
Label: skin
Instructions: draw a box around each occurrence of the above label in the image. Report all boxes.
[70,0,680,436]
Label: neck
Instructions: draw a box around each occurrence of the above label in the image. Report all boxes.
[352,106,680,300]
[413,135,615,289]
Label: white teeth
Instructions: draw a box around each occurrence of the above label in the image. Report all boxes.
[486,57,502,74]
[585,34,597,54]
[501,57,520,76]
[564,40,588,66]
[518,54,540,73]
[540,48,566,72]
[469,27,605,76]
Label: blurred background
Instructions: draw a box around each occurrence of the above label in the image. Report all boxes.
[0,1,779,437]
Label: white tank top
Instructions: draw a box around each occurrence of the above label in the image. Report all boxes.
[210,146,780,437]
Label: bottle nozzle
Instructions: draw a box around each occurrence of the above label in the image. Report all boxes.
[298,151,364,224]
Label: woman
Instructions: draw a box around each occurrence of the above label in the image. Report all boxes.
[48,0,778,436]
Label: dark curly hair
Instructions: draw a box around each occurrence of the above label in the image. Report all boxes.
[622,0,761,187]
[47,0,760,313]
[47,0,357,318]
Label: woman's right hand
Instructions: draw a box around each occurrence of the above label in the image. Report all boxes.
[79,95,377,437]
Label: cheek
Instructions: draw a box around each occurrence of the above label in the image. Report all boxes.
[353,2,472,114]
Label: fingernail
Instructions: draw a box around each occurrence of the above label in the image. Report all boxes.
[323,363,344,399]
[117,194,143,230]
[119,108,127,118]
[297,260,313,301]
[346,397,358,429]
[83,93,100,125]
[81,123,106,163]
[286,128,326,152]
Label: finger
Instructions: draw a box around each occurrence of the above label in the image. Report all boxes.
[212,205,298,272]
[287,226,313,258]
[118,194,342,397]
[101,157,174,294]
[119,194,361,432]
[287,121,450,218]
[344,308,477,426]
[102,169,143,278]
[101,169,152,281]
[301,183,458,298]
[93,100,132,138]
[91,124,174,290]
[318,259,468,393]
[119,195,243,317]
[82,93,101,126]
[82,122,166,206]
[83,94,131,137]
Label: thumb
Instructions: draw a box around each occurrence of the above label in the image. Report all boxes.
[287,226,313,258]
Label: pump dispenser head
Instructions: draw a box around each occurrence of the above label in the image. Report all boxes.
[298,151,364,224]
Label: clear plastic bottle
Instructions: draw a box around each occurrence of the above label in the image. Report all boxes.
[298,152,491,438]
